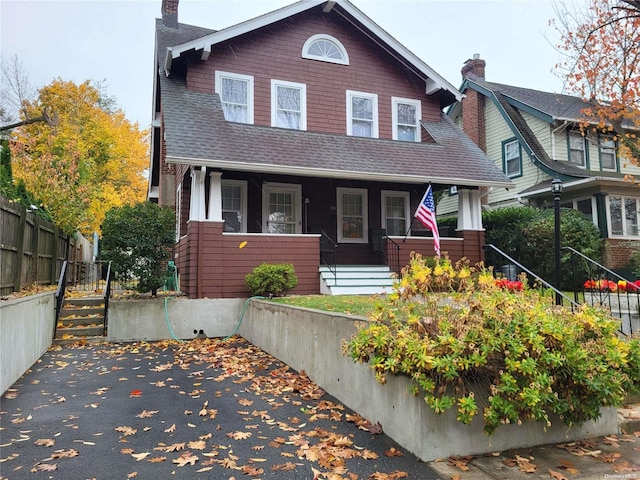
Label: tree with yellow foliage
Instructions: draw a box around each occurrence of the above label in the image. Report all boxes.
[10,78,148,235]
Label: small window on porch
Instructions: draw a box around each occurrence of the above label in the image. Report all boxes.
[337,187,368,243]
[381,190,410,236]
[221,180,247,233]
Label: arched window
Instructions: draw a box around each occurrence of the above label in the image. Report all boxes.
[302,34,349,65]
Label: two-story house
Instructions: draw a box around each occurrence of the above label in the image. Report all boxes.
[148,1,512,299]
[443,56,640,270]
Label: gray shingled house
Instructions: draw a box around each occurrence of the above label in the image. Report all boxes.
[442,56,640,270]
[148,1,512,299]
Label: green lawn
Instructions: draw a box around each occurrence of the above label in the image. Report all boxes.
[271,294,390,318]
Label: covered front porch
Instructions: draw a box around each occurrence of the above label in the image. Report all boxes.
[175,167,485,298]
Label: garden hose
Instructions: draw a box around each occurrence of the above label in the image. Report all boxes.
[223,296,265,341]
[164,296,186,342]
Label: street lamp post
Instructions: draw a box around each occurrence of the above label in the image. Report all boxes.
[551,178,563,305]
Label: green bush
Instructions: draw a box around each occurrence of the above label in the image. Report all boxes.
[345,253,640,435]
[483,207,538,259]
[101,202,175,295]
[625,241,640,277]
[245,263,298,297]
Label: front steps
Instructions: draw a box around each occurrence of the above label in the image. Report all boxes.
[54,296,106,344]
[319,265,395,295]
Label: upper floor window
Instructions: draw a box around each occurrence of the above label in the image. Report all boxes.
[502,138,522,178]
[568,131,586,168]
[271,79,307,130]
[392,97,421,142]
[215,71,254,124]
[600,136,617,171]
[302,34,349,65]
[346,90,378,138]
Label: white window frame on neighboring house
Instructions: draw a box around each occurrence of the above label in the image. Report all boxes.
[337,187,368,243]
[262,182,302,234]
[346,90,378,138]
[503,138,522,178]
[271,79,307,130]
[302,34,349,65]
[214,71,254,124]
[221,179,247,233]
[560,197,598,226]
[392,97,421,142]
[381,190,410,236]
[607,195,639,238]
[175,183,182,242]
[599,136,617,171]
[568,131,587,168]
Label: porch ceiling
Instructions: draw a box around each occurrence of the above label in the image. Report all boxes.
[161,76,513,189]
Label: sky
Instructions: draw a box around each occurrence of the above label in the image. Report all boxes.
[1,0,569,129]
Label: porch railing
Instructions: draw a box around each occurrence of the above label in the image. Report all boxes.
[384,236,401,274]
[564,247,638,336]
[54,260,69,338]
[103,261,113,336]
[320,231,338,285]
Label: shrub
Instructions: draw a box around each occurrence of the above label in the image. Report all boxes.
[344,253,640,435]
[245,263,298,297]
[483,207,538,259]
[101,202,175,295]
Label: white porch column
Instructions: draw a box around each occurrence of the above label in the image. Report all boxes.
[189,166,207,221]
[457,189,483,231]
[207,172,223,222]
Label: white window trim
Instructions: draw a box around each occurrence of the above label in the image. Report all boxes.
[600,136,617,172]
[568,131,587,169]
[262,182,302,234]
[175,183,182,242]
[391,96,421,142]
[504,139,522,178]
[302,33,349,65]
[562,197,598,226]
[271,79,307,130]
[214,70,254,124]
[381,190,410,236]
[221,179,247,233]
[346,90,379,138]
[607,195,639,239]
[337,187,368,243]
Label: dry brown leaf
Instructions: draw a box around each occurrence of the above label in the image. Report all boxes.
[196,466,213,472]
[31,463,57,472]
[51,448,79,459]
[188,440,207,450]
[241,465,264,476]
[361,449,379,460]
[385,447,403,457]
[131,452,151,461]
[600,452,622,463]
[34,438,55,447]
[164,423,176,433]
[148,456,166,463]
[238,398,254,406]
[173,452,198,467]
[448,456,472,471]
[115,426,137,436]
[136,410,158,418]
[227,431,252,440]
[549,469,568,480]
[127,472,137,479]
[121,448,135,454]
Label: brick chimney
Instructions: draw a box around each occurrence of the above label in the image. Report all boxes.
[461,54,486,153]
[461,53,485,80]
[162,0,179,28]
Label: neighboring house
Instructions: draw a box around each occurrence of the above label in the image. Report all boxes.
[443,55,640,270]
[148,1,512,299]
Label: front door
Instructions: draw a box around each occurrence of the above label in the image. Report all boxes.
[262,183,302,234]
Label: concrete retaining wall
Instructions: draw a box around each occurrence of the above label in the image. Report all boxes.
[240,300,619,462]
[0,293,55,395]
[107,297,246,342]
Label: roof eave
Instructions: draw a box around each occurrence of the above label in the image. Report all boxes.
[166,155,513,188]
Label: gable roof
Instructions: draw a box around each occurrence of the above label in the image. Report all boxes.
[162,0,462,108]
[160,73,511,188]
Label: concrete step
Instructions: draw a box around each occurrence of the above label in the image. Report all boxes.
[60,307,104,318]
[319,265,395,295]
[52,336,107,346]
[56,325,105,338]
[58,315,104,327]
[62,296,105,308]
[329,284,393,295]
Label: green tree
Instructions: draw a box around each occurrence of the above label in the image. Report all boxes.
[9,78,148,235]
[101,202,175,296]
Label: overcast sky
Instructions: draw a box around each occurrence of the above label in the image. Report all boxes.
[1,0,567,128]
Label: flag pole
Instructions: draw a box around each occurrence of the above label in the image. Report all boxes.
[402,217,415,243]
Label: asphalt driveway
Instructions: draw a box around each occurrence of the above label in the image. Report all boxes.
[0,338,441,479]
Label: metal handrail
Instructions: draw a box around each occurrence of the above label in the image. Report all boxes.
[103,261,112,336]
[384,236,401,274]
[563,246,638,335]
[320,231,338,286]
[53,260,68,339]
[484,244,578,308]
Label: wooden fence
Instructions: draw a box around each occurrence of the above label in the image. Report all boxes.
[0,195,91,296]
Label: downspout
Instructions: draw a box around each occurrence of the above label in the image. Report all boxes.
[551,121,568,160]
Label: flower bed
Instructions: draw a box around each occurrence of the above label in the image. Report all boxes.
[584,279,640,292]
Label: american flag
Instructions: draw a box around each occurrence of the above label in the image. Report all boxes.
[414,184,440,257]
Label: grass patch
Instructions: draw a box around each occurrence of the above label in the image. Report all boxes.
[271,295,389,318]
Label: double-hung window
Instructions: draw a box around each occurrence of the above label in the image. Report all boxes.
[381,191,410,236]
[608,196,639,238]
[392,97,421,142]
[337,187,368,243]
[503,139,522,177]
[346,91,378,138]
[215,71,254,124]
[600,136,617,171]
[271,80,307,130]
[221,180,247,233]
[568,131,586,167]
